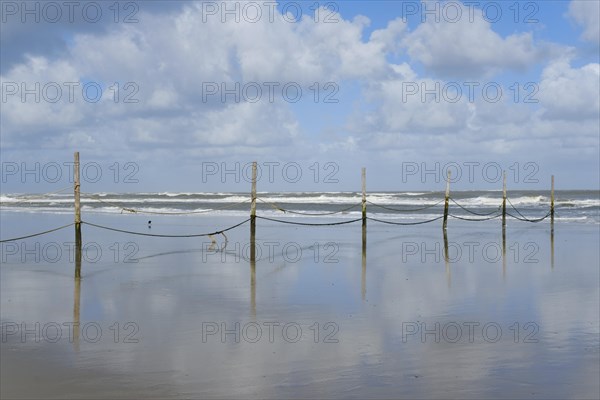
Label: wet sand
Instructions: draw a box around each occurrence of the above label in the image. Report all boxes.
[1,212,599,399]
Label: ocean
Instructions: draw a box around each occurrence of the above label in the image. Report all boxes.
[1,190,598,225]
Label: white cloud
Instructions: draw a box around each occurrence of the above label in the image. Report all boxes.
[568,0,600,44]
[401,3,545,78]
[538,58,600,120]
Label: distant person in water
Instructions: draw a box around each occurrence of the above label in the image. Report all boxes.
[148,220,152,229]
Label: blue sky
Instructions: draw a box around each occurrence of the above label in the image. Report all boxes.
[1,0,598,192]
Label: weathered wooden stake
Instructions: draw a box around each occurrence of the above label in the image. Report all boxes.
[361,167,367,227]
[74,152,82,279]
[443,170,450,230]
[361,167,367,300]
[74,152,81,225]
[551,175,555,228]
[502,171,507,228]
[250,161,257,264]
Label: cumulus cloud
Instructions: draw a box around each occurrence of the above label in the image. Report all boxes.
[401,3,547,78]
[538,58,600,120]
[568,0,600,44]
[1,4,405,157]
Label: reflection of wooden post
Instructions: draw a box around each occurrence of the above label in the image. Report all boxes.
[502,171,507,228]
[502,171,507,279]
[551,175,555,229]
[74,152,82,279]
[550,227,555,270]
[361,223,367,301]
[502,221,507,280]
[443,228,451,288]
[443,170,450,230]
[73,275,81,351]
[250,252,256,319]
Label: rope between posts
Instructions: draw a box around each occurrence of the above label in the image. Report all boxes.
[256,215,363,226]
[257,197,361,216]
[450,198,502,216]
[0,223,75,242]
[367,215,444,225]
[366,199,445,212]
[82,218,250,237]
[449,213,502,222]
[506,211,551,223]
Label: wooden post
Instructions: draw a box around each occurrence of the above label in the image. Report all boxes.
[443,170,450,230]
[74,152,81,225]
[74,152,82,279]
[250,161,257,222]
[551,175,555,228]
[502,171,507,228]
[361,168,366,227]
[361,167,367,300]
[250,161,257,266]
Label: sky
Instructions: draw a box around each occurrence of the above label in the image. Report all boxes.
[0,0,599,193]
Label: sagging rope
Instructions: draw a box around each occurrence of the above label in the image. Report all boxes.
[0,223,75,242]
[505,197,553,222]
[256,215,363,226]
[506,211,551,223]
[82,218,250,237]
[257,197,361,216]
[82,193,251,215]
[367,215,444,225]
[366,198,445,212]
[449,213,502,222]
[450,198,502,216]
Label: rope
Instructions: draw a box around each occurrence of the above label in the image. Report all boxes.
[449,213,502,222]
[450,198,501,216]
[0,223,75,242]
[256,215,362,226]
[506,211,551,223]
[366,198,445,212]
[367,215,444,225]
[82,218,250,237]
[257,197,361,216]
[506,198,551,222]
[81,193,251,215]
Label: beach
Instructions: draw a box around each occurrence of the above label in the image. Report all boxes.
[1,198,599,399]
